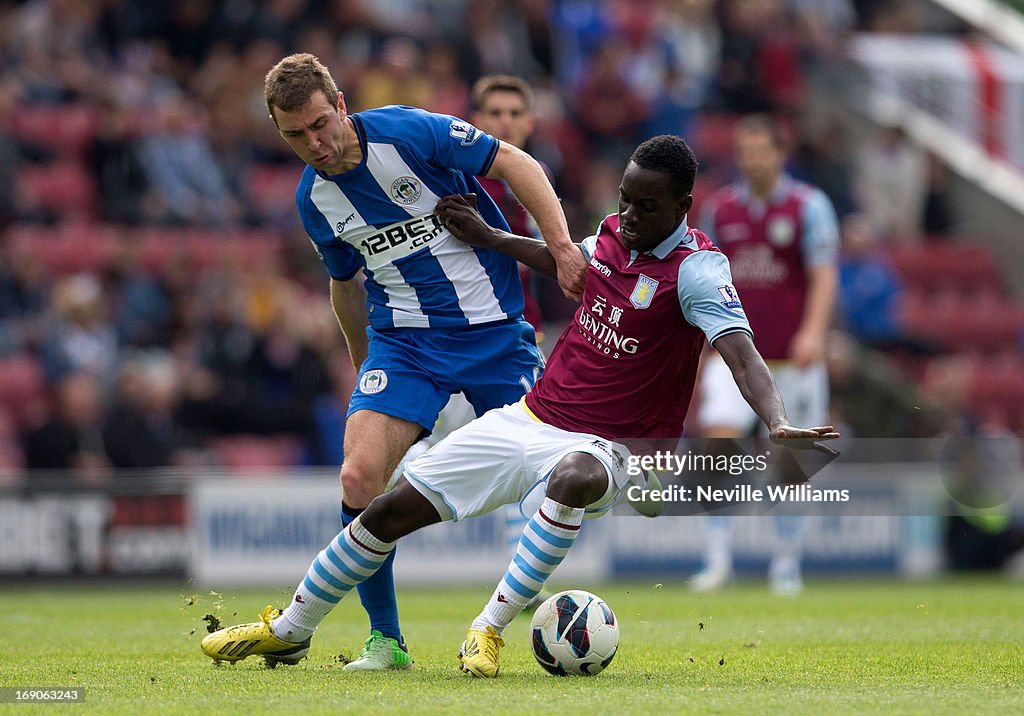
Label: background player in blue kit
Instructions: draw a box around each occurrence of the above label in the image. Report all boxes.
[261,53,586,671]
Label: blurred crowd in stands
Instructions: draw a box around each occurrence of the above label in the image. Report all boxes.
[0,0,1022,482]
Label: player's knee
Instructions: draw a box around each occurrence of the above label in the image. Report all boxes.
[340,460,385,506]
[361,481,442,542]
[360,492,402,541]
[546,453,609,508]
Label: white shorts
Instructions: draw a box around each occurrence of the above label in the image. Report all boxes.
[698,352,829,434]
[404,401,638,522]
[428,392,478,445]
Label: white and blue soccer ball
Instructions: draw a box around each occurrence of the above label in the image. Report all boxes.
[529,590,619,676]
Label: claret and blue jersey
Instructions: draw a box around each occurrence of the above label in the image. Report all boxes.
[296,105,525,330]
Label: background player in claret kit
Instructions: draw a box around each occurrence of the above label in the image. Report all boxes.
[260,53,585,671]
[200,134,838,676]
[691,114,840,596]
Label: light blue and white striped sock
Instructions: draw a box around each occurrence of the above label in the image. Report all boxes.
[473,497,584,634]
[273,517,394,642]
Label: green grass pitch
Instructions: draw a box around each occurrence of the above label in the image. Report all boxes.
[2,578,1021,714]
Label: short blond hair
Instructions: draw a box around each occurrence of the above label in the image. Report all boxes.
[264,53,339,124]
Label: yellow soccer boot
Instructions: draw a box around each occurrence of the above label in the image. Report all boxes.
[201,606,311,666]
[458,626,504,678]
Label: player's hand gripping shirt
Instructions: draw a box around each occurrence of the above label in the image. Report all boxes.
[524,215,751,439]
[296,105,524,330]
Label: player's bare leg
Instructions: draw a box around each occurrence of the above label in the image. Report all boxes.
[341,409,423,506]
[274,481,442,649]
[460,453,609,677]
[358,479,445,541]
[202,480,441,666]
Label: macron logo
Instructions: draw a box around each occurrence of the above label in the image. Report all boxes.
[589,256,611,277]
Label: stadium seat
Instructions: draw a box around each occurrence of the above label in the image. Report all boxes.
[899,283,1023,352]
[134,227,284,274]
[10,103,99,159]
[237,232,285,270]
[690,114,740,188]
[0,405,25,476]
[888,243,1001,294]
[969,355,1024,435]
[7,222,123,274]
[18,162,98,220]
[181,230,284,273]
[138,228,187,274]
[0,355,46,428]
[211,435,305,472]
[111,495,187,526]
[692,113,741,163]
[246,165,301,219]
[5,223,51,252]
[185,231,224,271]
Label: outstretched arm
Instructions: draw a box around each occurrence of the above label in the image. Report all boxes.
[712,331,839,453]
[436,194,564,280]
[487,142,586,299]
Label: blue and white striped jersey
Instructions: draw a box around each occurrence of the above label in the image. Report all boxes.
[296,105,525,330]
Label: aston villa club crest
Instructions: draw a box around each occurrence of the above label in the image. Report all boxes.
[768,216,795,247]
[629,275,659,309]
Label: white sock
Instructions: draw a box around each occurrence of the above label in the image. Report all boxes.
[703,514,734,572]
[769,516,804,576]
[473,497,583,635]
[272,517,394,642]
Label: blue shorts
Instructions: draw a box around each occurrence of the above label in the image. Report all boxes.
[347,319,542,432]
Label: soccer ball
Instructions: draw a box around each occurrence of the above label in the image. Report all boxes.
[529,590,619,676]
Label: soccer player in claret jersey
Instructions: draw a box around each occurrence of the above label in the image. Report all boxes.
[200,135,838,676]
[217,53,585,672]
[691,114,840,596]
